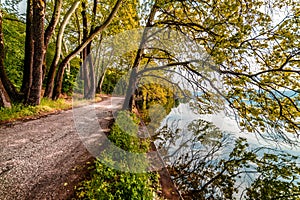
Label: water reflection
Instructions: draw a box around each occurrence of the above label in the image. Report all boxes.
[155,118,236,199]
[154,105,300,199]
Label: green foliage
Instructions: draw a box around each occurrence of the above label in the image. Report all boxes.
[102,68,127,94]
[2,12,25,90]
[0,98,71,121]
[75,111,160,200]
[44,41,56,72]
[62,72,76,95]
[246,152,300,200]
[61,58,80,95]
[135,79,178,135]
[76,161,159,200]
[140,0,300,138]
[137,83,175,109]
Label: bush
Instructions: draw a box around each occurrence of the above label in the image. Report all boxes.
[75,111,160,200]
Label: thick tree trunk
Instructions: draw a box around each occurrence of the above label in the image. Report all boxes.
[44,0,80,98]
[86,49,95,99]
[82,42,95,99]
[21,0,33,99]
[81,1,90,98]
[25,0,46,106]
[52,0,123,100]
[85,0,98,99]
[81,1,95,99]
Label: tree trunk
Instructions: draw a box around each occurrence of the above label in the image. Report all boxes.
[81,1,90,98]
[81,1,96,99]
[86,0,97,98]
[44,0,80,98]
[123,67,139,110]
[44,0,62,49]
[85,0,97,99]
[42,0,63,81]
[25,0,46,106]
[96,69,106,94]
[0,78,11,108]
[122,5,157,110]
[52,0,123,100]
[86,50,95,99]
[74,11,83,79]
[21,0,33,99]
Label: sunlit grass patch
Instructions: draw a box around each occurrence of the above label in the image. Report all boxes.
[0,98,72,122]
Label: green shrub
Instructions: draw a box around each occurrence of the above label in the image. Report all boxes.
[77,160,159,200]
[76,111,160,200]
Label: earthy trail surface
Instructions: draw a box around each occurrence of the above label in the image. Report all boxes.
[0,97,124,200]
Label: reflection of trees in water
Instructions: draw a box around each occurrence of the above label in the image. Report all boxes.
[156,119,236,199]
[155,118,300,200]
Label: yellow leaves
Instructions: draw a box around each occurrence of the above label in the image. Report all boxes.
[249,107,260,117]
[36,0,45,9]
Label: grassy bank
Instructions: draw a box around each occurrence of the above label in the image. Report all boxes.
[75,111,161,199]
[0,98,72,122]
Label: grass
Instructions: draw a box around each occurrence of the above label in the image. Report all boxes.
[0,98,72,122]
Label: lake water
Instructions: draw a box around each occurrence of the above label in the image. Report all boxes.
[154,102,300,198]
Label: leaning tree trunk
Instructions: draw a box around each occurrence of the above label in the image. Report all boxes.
[0,78,11,108]
[122,5,157,110]
[44,0,62,49]
[52,0,123,100]
[42,0,62,80]
[44,0,80,98]
[25,0,46,106]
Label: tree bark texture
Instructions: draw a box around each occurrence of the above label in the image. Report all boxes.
[21,0,33,98]
[26,0,46,105]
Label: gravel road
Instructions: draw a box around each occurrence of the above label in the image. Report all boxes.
[0,97,124,200]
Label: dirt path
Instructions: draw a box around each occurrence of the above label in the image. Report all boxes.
[0,97,124,200]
